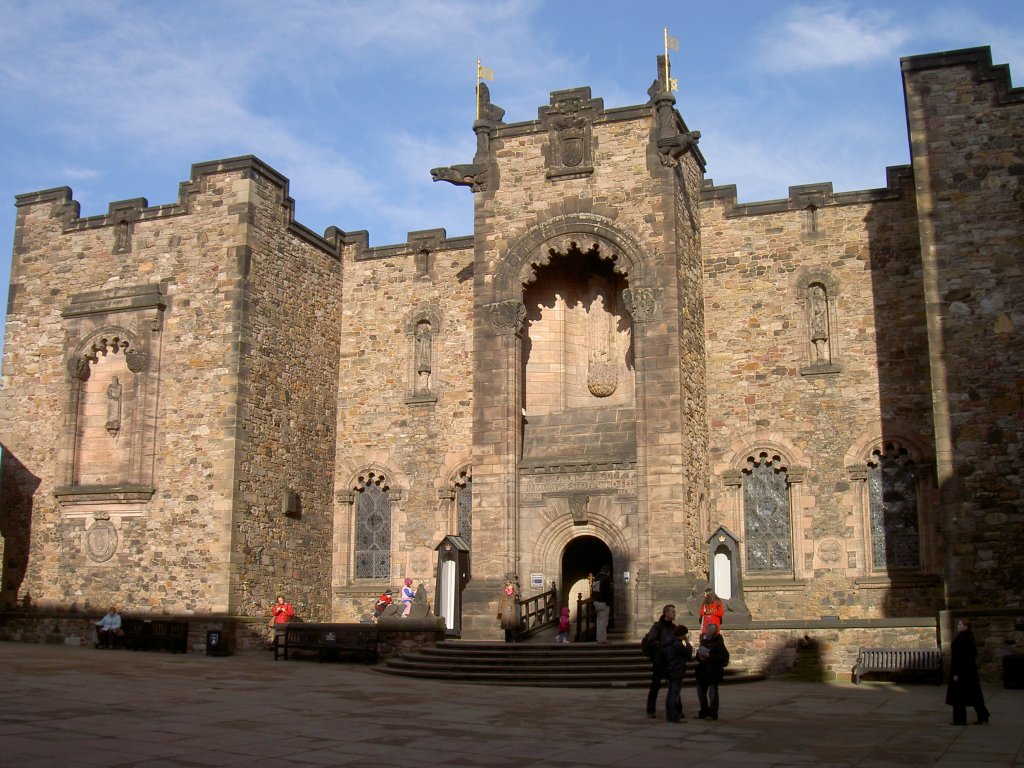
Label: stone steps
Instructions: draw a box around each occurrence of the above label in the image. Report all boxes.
[373,640,766,688]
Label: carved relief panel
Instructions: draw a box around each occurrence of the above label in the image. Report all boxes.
[540,88,602,180]
[56,284,166,536]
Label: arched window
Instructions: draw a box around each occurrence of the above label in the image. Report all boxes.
[867,444,920,570]
[354,471,391,579]
[743,452,792,573]
[454,469,472,549]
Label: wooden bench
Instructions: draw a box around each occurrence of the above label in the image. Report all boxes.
[274,623,377,663]
[853,647,943,684]
[121,618,190,653]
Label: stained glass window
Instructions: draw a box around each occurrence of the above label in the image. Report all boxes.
[354,473,391,579]
[455,474,472,549]
[743,453,792,572]
[867,445,920,569]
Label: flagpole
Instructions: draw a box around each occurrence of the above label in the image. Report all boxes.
[663,27,671,90]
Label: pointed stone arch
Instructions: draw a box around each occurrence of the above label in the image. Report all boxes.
[495,214,651,298]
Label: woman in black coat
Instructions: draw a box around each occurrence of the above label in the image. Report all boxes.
[946,619,990,725]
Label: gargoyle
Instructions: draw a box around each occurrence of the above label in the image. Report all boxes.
[657,130,701,166]
[430,164,487,191]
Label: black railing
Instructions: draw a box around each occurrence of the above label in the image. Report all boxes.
[517,584,558,640]
[574,592,595,643]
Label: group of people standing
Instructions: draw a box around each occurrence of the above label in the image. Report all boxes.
[643,588,729,722]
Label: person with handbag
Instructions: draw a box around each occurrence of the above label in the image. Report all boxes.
[641,604,677,718]
[496,580,520,642]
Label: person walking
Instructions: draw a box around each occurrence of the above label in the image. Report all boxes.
[695,622,729,720]
[947,619,991,725]
[592,564,613,643]
[555,606,572,644]
[642,604,677,718]
[665,624,693,722]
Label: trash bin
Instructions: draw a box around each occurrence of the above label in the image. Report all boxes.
[1004,655,1024,689]
[206,629,228,657]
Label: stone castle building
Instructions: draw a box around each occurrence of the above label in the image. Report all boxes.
[1,46,1021,671]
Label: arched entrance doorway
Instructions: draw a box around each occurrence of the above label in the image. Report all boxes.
[561,535,613,628]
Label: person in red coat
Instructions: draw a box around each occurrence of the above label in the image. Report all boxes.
[271,595,295,625]
[699,588,724,633]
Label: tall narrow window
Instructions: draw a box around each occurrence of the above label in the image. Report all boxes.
[867,444,920,569]
[354,472,391,579]
[455,472,472,549]
[743,452,792,573]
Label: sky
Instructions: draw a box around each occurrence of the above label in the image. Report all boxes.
[1,0,1022,365]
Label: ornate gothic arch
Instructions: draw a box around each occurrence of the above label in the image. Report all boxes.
[68,326,148,379]
[495,214,650,298]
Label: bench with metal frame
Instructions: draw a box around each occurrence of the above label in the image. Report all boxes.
[853,647,943,684]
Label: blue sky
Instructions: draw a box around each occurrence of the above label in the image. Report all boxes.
[1,0,1022,365]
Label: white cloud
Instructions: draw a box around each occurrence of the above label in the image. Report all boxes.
[59,167,101,181]
[756,3,909,72]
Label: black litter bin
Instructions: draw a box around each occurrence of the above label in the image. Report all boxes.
[1004,655,1024,689]
[206,629,229,657]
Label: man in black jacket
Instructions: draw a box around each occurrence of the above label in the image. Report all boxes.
[642,604,676,718]
[695,622,730,720]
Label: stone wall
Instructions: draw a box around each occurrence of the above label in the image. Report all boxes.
[330,233,475,619]
[0,164,254,614]
[700,168,942,621]
[229,163,344,622]
[902,48,1024,610]
[0,158,346,621]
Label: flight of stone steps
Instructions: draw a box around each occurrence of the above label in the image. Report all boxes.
[373,640,766,688]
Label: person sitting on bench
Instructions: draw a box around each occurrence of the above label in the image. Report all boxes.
[95,606,122,649]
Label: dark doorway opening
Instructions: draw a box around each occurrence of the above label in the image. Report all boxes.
[561,535,613,627]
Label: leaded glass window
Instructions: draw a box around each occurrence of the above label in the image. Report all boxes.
[743,453,792,573]
[455,473,472,549]
[354,472,391,579]
[867,445,920,569]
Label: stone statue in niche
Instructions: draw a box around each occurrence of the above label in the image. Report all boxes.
[415,321,432,393]
[105,376,122,436]
[114,219,130,252]
[587,290,617,397]
[808,284,830,364]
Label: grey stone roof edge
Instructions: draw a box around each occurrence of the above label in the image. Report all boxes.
[901,45,1023,105]
[354,234,474,261]
[701,164,914,217]
[12,155,473,260]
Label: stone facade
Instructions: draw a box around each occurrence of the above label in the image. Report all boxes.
[1,48,1021,671]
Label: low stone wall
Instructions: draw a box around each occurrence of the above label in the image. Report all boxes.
[721,621,939,682]
[0,611,447,660]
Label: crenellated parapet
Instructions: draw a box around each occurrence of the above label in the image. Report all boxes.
[701,165,914,218]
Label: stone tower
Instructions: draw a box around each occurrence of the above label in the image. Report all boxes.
[433,59,709,636]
